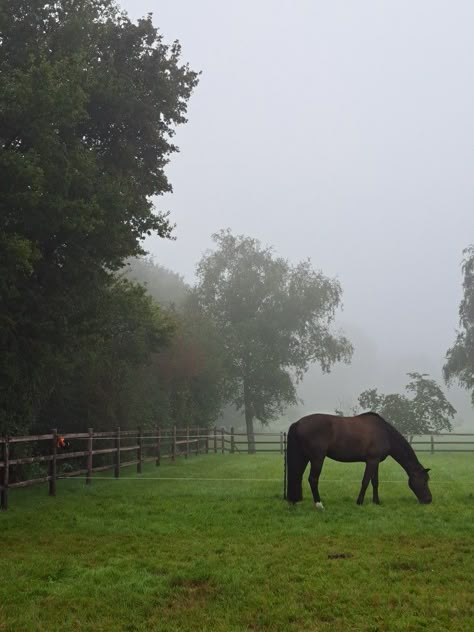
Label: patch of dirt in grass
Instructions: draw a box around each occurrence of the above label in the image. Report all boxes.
[167,577,218,609]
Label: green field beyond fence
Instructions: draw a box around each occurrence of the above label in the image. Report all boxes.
[1,452,473,631]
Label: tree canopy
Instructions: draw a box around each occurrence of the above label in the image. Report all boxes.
[194,230,353,451]
[444,246,474,405]
[0,0,198,432]
[355,373,456,435]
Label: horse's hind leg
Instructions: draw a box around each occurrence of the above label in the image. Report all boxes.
[308,456,325,509]
[371,463,380,505]
[357,459,378,505]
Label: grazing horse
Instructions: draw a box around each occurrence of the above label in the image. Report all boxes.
[286,412,432,507]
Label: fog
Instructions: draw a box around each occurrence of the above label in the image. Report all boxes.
[122,1,474,426]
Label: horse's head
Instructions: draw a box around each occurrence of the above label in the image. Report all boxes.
[408,467,432,504]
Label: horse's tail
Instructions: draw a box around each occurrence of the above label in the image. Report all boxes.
[286,421,307,503]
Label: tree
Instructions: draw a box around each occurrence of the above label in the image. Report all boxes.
[194,230,353,452]
[35,279,176,433]
[152,306,230,427]
[121,258,230,428]
[356,373,455,435]
[0,1,198,431]
[358,389,417,435]
[444,246,474,405]
[123,258,189,308]
[406,372,455,433]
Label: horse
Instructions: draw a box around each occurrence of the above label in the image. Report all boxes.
[286,412,432,507]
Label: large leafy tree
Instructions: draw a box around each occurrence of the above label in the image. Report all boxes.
[0,1,198,431]
[194,230,353,452]
[444,246,474,404]
[356,373,455,435]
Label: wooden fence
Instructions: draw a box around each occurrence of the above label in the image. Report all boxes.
[1,427,472,511]
[0,426,210,511]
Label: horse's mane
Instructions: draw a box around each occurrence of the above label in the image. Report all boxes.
[357,411,419,464]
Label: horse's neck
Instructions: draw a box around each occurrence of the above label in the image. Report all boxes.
[388,434,421,475]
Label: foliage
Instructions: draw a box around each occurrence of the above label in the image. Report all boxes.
[119,258,230,429]
[194,230,353,450]
[152,306,230,427]
[35,279,176,432]
[0,1,198,432]
[356,373,455,434]
[123,257,189,307]
[444,245,474,405]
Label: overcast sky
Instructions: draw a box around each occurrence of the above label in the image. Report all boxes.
[121,1,473,412]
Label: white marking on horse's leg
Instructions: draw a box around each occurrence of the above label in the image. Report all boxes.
[315,501,325,510]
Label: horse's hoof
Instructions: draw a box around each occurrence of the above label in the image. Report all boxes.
[315,502,325,510]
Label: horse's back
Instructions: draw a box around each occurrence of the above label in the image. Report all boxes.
[293,412,390,462]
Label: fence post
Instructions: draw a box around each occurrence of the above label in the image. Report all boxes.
[280,432,284,455]
[206,429,209,454]
[213,426,217,453]
[115,427,121,478]
[431,434,435,454]
[156,425,161,467]
[172,425,176,461]
[283,432,287,500]
[186,426,189,459]
[221,427,225,454]
[231,427,235,454]
[1,436,9,511]
[86,428,93,485]
[196,426,200,455]
[49,428,57,497]
[137,426,142,474]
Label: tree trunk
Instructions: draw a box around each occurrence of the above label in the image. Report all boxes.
[245,407,256,454]
[244,379,256,453]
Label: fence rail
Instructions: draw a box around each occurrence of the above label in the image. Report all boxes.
[1,427,473,511]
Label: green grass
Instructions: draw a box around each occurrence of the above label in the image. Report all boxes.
[1,453,473,631]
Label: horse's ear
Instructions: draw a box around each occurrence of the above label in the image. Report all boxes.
[425,468,431,473]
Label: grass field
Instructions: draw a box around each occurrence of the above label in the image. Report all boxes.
[1,453,473,631]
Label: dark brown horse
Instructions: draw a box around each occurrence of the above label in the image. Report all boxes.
[286,412,432,507]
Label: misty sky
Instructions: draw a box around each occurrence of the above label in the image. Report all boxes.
[121,1,473,413]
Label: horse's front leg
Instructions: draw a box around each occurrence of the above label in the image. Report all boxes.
[357,459,378,505]
[371,463,380,504]
[308,456,325,509]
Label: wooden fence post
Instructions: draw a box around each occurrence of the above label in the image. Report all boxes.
[283,432,287,500]
[86,428,93,485]
[231,427,235,454]
[221,427,225,454]
[156,425,161,467]
[172,425,176,461]
[213,426,217,454]
[196,426,200,455]
[1,436,9,511]
[206,429,209,454]
[115,427,121,478]
[431,435,435,454]
[280,432,284,455]
[186,426,190,459]
[137,426,142,474]
[49,428,57,497]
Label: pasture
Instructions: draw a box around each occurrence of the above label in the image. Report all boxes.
[1,453,473,631]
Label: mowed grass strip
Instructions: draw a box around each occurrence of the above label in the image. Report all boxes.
[0,454,473,631]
